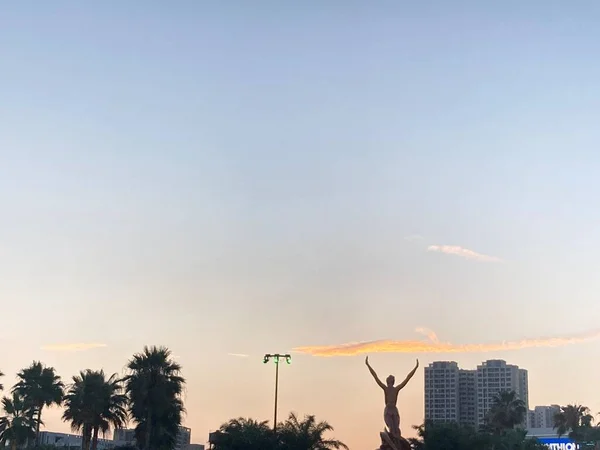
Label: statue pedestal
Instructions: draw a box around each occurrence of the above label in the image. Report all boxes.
[378,431,411,450]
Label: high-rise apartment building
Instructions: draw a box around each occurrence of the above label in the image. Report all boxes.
[475,360,529,426]
[424,361,459,423]
[424,359,529,428]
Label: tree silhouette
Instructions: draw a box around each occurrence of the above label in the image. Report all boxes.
[124,346,185,450]
[485,390,527,433]
[62,370,128,450]
[12,361,64,446]
[0,392,36,450]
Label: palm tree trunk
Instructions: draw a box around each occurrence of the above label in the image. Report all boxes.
[82,424,91,450]
[35,406,42,447]
[11,440,17,450]
[145,410,152,450]
[91,426,99,450]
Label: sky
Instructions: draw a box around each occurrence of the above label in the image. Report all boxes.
[2,1,600,448]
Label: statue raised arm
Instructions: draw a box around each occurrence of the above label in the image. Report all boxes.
[365,356,386,389]
[395,359,419,392]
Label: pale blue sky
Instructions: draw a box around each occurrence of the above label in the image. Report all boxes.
[2,2,600,448]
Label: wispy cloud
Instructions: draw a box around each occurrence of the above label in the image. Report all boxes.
[293,328,600,357]
[41,343,107,352]
[227,353,250,358]
[427,245,502,262]
[404,234,424,242]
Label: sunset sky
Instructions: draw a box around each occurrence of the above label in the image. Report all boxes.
[2,2,600,449]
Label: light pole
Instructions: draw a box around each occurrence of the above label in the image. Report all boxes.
[263,353,291,431]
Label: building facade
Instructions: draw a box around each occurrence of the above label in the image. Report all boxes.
[39,431,113,450]
[424,359,529,428]
[527,405,561,429]
[187,444,205,450]
[38,427,194,449]
[424,361,459,423]
[113,428,136,446]
[475,360,529,426]
[111,426,191,449]
[458,369,477,427]
[175,426,192,450]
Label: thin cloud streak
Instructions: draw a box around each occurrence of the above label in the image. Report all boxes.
[41,343,107,352]
[293,328,600,357]
[227,353,250,358]
[427,245,502,262]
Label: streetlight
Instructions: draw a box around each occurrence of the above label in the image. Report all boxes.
[263,353,291,431]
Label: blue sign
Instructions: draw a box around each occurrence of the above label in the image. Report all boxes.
[538,437,579,450]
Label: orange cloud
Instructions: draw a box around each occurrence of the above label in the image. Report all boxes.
[293,328,600,357]
[427,245,502,262]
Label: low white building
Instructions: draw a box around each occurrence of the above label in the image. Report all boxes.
[175,426,191,450]
[111,426,192,449]
[528,405,561,429]
[39,431,114,450]
[113,428,136,447]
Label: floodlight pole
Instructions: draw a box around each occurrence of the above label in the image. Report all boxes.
[274,358,280,429]
[263,353,291,431]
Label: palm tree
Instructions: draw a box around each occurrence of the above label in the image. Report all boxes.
[0,370,4,391]
[12,361,64,446]
[211,418,275,450]
[485,390,527,433]
[0,392,36,450]
[277,412,348,450]
[90,371,128,450]
[124,346,185,450]
[553,404,595,442]
[490,428,548,450]
[62,370,128,450]
[410,421,546,450]
[61,373,91,450]
[410,421,487,450]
